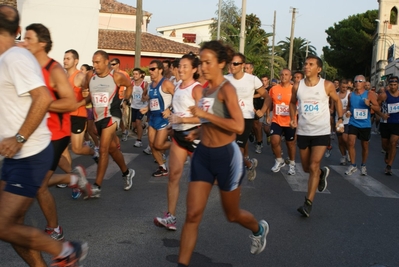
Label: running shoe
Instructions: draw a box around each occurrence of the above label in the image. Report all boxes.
[56,184,68,188]
[72,165,92,198]
[134,140,142,147]
[324,146,332,158]
[92,148,99,164]
[45,226,64,241]
[385,165,393,176]
[297,197,312,217]
[84,184,101,199]
[271,159,285,173]
[266,135,271,145]
[154,212,177,231]
[249,220,269,255]
[248,133,255,143]
[340,156,347,165]
[143,145,152,155]
[71,188,82,199]
[123,169,135,191]
[152,166,168,177]
[318,166,330,192]
[288,164,296,175]
[345,165,358,175]
[255,144,262,154]
[247,158,258,181]
[361,165,367,176]
[51,241,88,267]
[121,131,128,141]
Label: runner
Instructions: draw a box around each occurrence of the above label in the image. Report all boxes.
[177,40,269,267]
[86,50,136,197]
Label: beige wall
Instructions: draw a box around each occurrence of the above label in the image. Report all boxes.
[99,13,148,32]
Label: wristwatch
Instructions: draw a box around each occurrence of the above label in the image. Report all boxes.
[15,133,27,143]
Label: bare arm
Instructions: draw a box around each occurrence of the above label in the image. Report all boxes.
[48,63,77,113]
[289,82,299,128]
[326,81,344,127]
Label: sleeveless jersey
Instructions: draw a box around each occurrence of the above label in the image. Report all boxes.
[270,84,293,127]
[118,70,131,99]
[69,70,87,117]
[336,91,350,125]
[348,90,371,128]
[385,90,399,124]
[172,81,201,131]
[198,80,230,124]
[131,80,147,109]
[42,58,71,140]
[296,78,330,136]
[89,70,122,122]
[148,77,172,116]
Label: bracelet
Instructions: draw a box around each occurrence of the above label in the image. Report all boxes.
[338,116,343,121]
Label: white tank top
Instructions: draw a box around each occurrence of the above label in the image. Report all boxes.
[296,78,331,136]
[172,81,201,131]
[131,80,147,109]
[335,90,350,125]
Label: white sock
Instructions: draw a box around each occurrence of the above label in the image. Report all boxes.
[69,174,78,186]
[276,157,284,163]
[289,160,295,166]
[57,242,73,258]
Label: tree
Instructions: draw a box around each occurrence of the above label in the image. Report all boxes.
[276,37,317,71]
[322,10,378,79]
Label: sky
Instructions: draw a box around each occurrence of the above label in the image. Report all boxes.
[120,0,379,55]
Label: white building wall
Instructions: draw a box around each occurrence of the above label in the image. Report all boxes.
[99,13,148,32]
[159,24,212,45]
[18,0,100,68]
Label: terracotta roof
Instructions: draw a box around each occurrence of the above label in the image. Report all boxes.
[0,0,17,8]
[98,29,200,55]
[100,0,151,16]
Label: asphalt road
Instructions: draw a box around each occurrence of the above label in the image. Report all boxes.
[1,131,399,267]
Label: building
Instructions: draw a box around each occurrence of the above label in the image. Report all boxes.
[2,0,199,70]
[371,0,399,86]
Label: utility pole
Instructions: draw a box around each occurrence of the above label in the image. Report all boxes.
[270,11,276,80]
[134,0,142,68]
[217,0,222,40]
[239,0,246,53]
[288,7,297,70]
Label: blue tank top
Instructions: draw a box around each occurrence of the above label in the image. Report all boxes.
[148,77,167,116]
[386,90,399,124]
[349,90,371,128]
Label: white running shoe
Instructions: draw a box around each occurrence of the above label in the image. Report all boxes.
[340,156,347,165]
[143,146,152,155]
[249,220,269,255]
[247,158,258,181]
[134,140,142,147]
[288,164,296,175]
[123,169,135,191]
[271,159,285,173]
[345,165,358,175]
[361,165,367,176]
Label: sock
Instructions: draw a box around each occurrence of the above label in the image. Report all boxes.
[177,264,189,267]
[54,225,60,233]
[289,160,295,166]
[161,164,166,169]
[257,141,262,145]
[137,139,141,141]
[253,223,264,236]
[57,242,73,258]
[352,164,356,167]
[94,183,101,189]
[276,157,283,163]
[361,163,366,166]
[122,169,130,176]
[69,174,78,187]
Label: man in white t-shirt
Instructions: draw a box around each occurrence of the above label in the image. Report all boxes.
[225,53,270,181]
[0,4,87,266]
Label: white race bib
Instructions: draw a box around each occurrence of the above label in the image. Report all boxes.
[275,104,289,116]
[301,102,320,114]
[198,97,215,113]
[353,108,368,119]
[92,92,109,108]
[388,102,399,114]
[150,99,160,111]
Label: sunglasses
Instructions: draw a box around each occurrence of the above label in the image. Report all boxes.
[354,80,364,83]
[149,67,158,71]
[231,62,243,66]
[110,63,118,66]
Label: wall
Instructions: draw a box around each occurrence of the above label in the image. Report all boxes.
[99,12,148,32]
[18,0,99,68]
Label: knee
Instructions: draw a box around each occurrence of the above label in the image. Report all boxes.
[185,209,203,224]
[225,212,240,223]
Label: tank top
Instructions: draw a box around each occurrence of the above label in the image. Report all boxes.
[148,77,172,116]
[198,80,230,124]
[348,90,371,128]
[172,81,201,131]
[69,70,87,117]
[270,84,292,127]
[335,90,350,125]
[42,58,71,140]
[296,78,330,136]
[89,70,122,122]
[386,90,399,124]
[131,80,148,109]
[380,100,388,123]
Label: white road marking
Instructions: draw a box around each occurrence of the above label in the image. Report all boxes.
[330,165,399,198]
[281,163,331,193]
[85,153,138,180]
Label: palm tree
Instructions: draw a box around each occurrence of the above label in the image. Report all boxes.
[277,37,317,71]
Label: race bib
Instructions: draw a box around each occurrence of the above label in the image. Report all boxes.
[133,93,141,100]
[388,102,399,114]
[353,108,368,119]
[92,92,109,108]
[301,101,320,114]
[150,98,160,111]
[198,97,215,113]
[275,104,289,116]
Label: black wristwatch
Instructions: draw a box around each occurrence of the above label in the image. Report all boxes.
[338,117,343,121]
[15,133,27,143]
